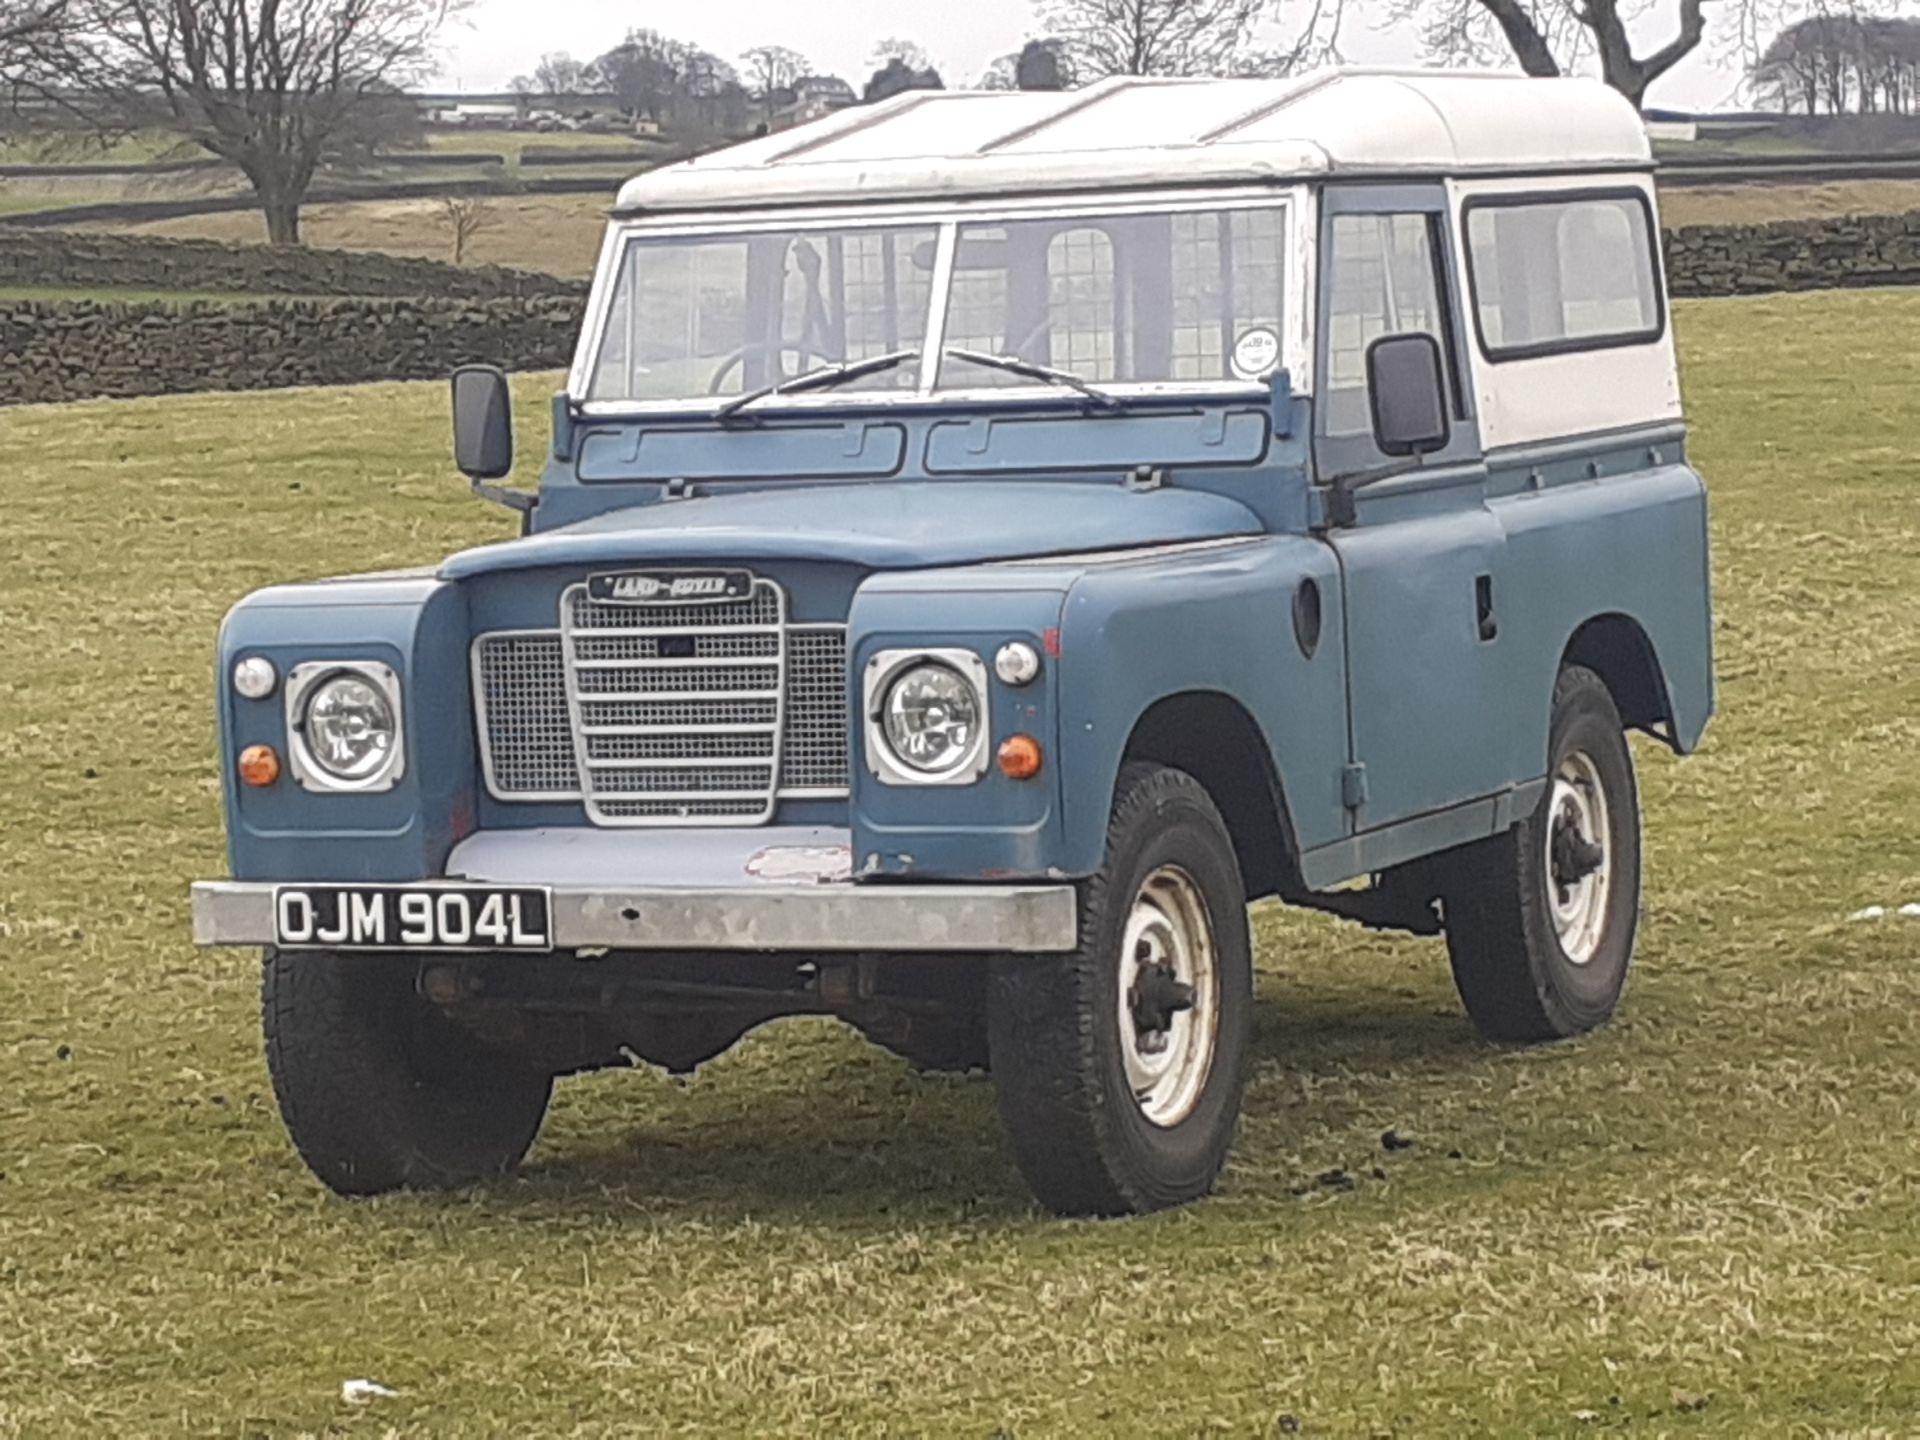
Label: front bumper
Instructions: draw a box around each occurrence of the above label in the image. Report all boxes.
[189,880,1079,954]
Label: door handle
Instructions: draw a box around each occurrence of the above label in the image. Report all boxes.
[1475,574,1497,642]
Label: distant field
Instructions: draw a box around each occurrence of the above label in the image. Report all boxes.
[0,129,199,166]
[99,176,1920,282]
[0,126,652,226]
[127,191,617,276]
[1,289,1919,1434]
[1661,177,1920,227]
[0,168,247,218]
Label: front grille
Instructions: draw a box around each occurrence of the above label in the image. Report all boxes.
[471,576,850,824]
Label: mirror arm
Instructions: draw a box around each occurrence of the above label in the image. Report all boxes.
[1319,457,1423,530]
[470,478,537,517]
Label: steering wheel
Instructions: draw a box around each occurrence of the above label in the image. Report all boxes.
[1005,314,1056,363]
[706,341,842,395]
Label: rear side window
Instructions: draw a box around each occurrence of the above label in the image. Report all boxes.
[1464,193,1663,360]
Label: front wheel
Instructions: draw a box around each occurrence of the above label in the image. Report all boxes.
[1441,664,1642,1042]
[986,764,1252,1216]
[263,950,553,1196]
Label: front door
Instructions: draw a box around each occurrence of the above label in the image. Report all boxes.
[1317,186,1515,834]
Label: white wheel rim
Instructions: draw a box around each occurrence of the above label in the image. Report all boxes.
[1117,865,1220,1128]
[1544,749,1611,966]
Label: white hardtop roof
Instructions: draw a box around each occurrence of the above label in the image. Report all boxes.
[616,68,1653,216]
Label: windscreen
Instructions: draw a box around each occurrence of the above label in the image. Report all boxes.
[936,205,1288,390]
[586,224,939,403]
[583,201,1291,408]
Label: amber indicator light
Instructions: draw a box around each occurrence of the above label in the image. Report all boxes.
[238,744,282,787]
[997,735,1043,780]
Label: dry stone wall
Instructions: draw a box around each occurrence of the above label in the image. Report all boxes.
[1664,211,1920,297]
[0,229,586,301]
[1,297,581,406]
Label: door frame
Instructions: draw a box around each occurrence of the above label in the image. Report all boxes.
[1312,182,1483,489]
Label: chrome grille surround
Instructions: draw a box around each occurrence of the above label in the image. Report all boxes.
[470,574,851,824]
[563,579,784,828]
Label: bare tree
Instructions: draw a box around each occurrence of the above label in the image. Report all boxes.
[590,29,680,121]
[740,43,806,125]
[1754,11,1920,113]
[61,0,453,244]
[1398,0,1831,109]
[438,194,491,264]
[1043,0,1343,80]
[533,50,585,97]
[2,0,82,109]
[870,38,933,72]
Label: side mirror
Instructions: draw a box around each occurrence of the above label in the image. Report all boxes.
[1365,334,1450,459]
[452,364,513,481]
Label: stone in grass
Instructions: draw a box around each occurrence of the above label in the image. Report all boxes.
[1381,1128,1415,1152]
[341,1379,399,1404]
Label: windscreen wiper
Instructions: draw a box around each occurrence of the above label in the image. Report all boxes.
[715,349,920,421]
[942,348,1125,412]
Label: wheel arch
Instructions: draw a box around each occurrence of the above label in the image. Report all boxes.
[1561,613,1681,753]
[1118,691,1302,901]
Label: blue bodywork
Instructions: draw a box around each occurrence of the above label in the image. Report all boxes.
[216,378,1713,899]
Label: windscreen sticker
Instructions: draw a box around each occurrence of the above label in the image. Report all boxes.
[1231,327,1280,379]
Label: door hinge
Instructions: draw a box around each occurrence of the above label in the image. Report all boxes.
[1342,762,1369,810]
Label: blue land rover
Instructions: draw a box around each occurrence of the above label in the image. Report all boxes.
[193,70,1714,1215]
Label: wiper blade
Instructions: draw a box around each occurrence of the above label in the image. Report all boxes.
[942,348,1125,412]
[715,349,920,421]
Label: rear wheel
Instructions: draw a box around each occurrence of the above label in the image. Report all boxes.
[986,764,1252,1216]
[262,949,553,1196]
[1441,665,1642,1042]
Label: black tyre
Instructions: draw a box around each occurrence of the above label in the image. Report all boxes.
[1441,664,1642,1043]
[986,764,1253,1216]
[262,949,553,1196]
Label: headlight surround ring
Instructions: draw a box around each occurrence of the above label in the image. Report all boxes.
[864,648,991,787]
[282,660,407,793]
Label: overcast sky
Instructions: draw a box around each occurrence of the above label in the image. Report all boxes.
[431,1,1757,111]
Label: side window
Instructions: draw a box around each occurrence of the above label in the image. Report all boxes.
[1323,213,1451,439]
[1465,193,1662,358]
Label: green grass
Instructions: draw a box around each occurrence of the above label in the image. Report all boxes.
[0,128,201,165]
[3,290,1920,1435]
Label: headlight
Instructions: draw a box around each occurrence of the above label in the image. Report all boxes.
[883,664,981,775]
[305,675,397,780]
[284,661,406,792]
[864,649,991,786]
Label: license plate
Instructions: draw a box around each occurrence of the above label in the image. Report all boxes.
[272,885,553,953]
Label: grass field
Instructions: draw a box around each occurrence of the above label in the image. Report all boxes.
[124,191,616,276]
[1662,177,1920,227]
[2,289,1919,1435]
